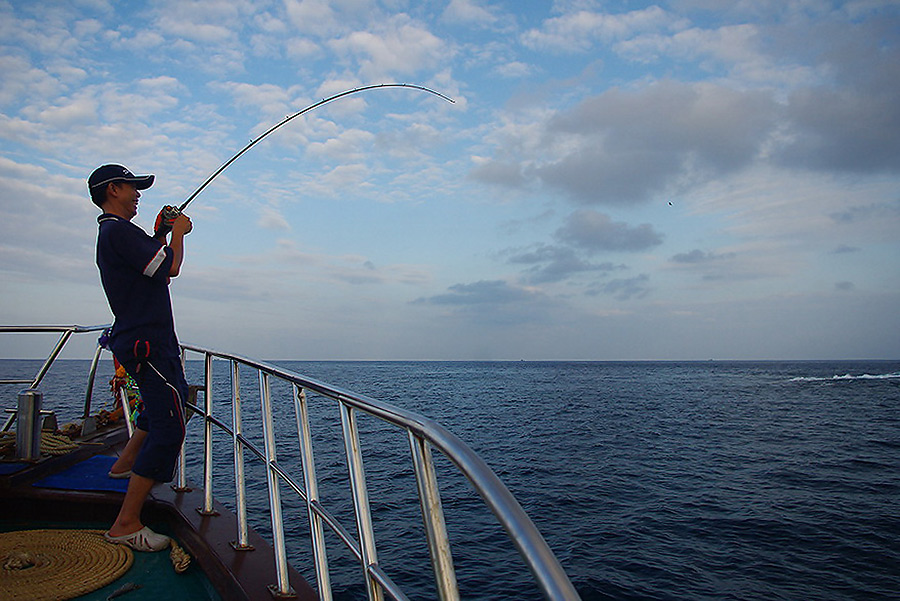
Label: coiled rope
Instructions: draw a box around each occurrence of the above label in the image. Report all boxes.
[0,431,81,457]
[0,529,132,601]
[0,529,192,600]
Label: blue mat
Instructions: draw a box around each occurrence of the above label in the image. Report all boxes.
[32,455,129,493]
[0,462,28,475]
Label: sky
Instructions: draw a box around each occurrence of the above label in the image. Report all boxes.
[1,0,899,361]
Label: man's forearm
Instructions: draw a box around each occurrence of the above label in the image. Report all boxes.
[168,235,185,277]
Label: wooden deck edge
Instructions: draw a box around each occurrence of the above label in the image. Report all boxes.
[149,483,320,601]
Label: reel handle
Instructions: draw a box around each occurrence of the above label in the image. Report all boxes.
[153,205,182,240]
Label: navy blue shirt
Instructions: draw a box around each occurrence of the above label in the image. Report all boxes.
[96,213,180,359]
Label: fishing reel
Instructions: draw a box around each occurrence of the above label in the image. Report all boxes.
[153,205,182,240]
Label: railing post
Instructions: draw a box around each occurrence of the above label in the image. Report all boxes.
[409,433,459,601]
[231,360,252,550]
[118,387,134,439]
[340,403,383,601]
[260,372,295,598]
[294,385,332,600]
[173,347,189,492]
[32,330,72,390]
[198,352,217,515]
[83,342,104,419]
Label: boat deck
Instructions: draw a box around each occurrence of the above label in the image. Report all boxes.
[0,425,318,601]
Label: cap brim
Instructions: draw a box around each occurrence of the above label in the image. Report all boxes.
[89,174,155,190]
[132,174,154,190]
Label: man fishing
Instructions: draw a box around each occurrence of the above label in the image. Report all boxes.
[88,164,192,552]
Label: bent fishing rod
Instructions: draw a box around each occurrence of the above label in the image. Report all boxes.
[154,83,454,238]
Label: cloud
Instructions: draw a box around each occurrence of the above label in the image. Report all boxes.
[507,244,626,284]
[493,61,536,79]
[671,249,737,264]
[257,207,291,230]
[412,280,559,326]
[830,200,900,224]
[441,0,498,27]
[540,81,779,204]
[0,54,65,108]
[498,209,660,286]
[834,281,855,292]
[468,157,526,188]
[283,0,366,36]
[771,18,900,173]
[780,87,900,173]
[415,280,534,306]
[476,13,900,209]
[556,209,664,252]
[328,14,449,80]
[586,274,651,301]
[616,23,761,68]
[473,79,781,206]
[521,5,675,53]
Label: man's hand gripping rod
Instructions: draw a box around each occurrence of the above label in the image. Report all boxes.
[153,83,454,240]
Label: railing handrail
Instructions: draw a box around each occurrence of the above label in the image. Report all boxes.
[0,328,579,600]
[180,343,580,601]
[0,325,109,428]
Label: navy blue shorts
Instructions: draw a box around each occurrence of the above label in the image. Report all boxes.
[119,355,188,483]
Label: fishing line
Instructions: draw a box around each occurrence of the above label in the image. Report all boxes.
[178,83,454,214]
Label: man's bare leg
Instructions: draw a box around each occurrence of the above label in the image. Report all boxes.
[110,428,147,475]
[107,473,155,537]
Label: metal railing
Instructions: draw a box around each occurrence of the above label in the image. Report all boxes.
[0,326,580,600]
[179,344,580,601]
[0,325,109,431]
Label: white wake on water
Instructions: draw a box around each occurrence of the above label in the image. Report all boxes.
[789,372,900,382]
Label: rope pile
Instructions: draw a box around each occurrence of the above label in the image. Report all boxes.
[0,529,133,601]
[169,539,191,574]
[39,432,81,456]
[0,432,81,457]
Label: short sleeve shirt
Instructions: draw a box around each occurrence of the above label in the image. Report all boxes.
[96,213,180,359]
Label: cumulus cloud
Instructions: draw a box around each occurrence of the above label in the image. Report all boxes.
[442,0,499,27]
[475,11,900,210]
[555,209,664,252]
[616,23,761,67]
[328,15,449,80]
[769,17,900,173]
[586,274,651,301]
[468,158,527,187]
[540,81,778,204]
[499,209,658,287]
[522,5,675,53]
[779,85,900,173]
[283,0,366,36]
[493,61,535,79]
[507,244,626,284]
[472,80,780,206]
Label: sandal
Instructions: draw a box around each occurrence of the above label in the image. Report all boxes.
[108,469,132,479]
[104,526,170,552]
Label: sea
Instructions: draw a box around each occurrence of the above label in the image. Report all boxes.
[3,359,899,601]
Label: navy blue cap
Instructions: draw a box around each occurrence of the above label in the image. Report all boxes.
[88,164,155,190]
